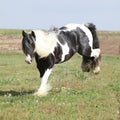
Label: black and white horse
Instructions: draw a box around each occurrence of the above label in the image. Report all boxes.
[22,23,101,96]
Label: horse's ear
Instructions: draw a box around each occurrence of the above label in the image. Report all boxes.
[31,31,36,38]
[22,30,27,37]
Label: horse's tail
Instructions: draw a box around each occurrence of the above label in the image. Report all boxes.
[85,23,100,49]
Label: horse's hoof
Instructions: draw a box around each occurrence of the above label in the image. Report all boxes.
[33,91,48,97]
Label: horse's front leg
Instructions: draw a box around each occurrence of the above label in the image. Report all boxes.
[34,68,52,96]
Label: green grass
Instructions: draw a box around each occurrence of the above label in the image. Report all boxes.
[0,53,120,120]
[0,29,22,34]
[0,29,31,34]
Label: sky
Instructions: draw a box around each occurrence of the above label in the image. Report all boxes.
[0,0,120,30]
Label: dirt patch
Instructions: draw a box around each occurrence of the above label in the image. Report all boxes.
[0,34,22,53]
[99,31,120,55]
[0,31,120,55]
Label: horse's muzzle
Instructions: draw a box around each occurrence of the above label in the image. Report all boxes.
[25,55,32,64]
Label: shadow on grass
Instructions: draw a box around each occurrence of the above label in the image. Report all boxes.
[0,90,34,96]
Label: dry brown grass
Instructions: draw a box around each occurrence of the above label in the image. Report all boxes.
[0,30,120,55]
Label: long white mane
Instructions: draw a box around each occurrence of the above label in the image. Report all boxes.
[33,30,57,58]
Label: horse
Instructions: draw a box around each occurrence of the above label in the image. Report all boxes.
[22,23,101,96]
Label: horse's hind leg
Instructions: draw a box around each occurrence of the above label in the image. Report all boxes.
[81,56,92,72]
[80,55,101,74]
[92,54,101,74]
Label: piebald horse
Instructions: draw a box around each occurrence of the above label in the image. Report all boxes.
[22,23,101,96]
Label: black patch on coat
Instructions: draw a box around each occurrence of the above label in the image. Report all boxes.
[59,26,67,30]
[35,53,55,78]
[85,23,99,49]
[76,27,91,56]
[57,27,92,57]
[53,43,63,63]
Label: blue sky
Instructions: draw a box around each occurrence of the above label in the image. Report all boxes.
[0,0,120,30]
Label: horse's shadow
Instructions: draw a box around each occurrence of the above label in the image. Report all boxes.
[0,90,34,96]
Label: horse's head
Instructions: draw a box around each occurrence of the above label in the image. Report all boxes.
[81,55,101,74]
[22,31,36,64]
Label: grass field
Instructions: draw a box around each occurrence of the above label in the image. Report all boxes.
[0,29,22,34]
[0,52,120,120]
